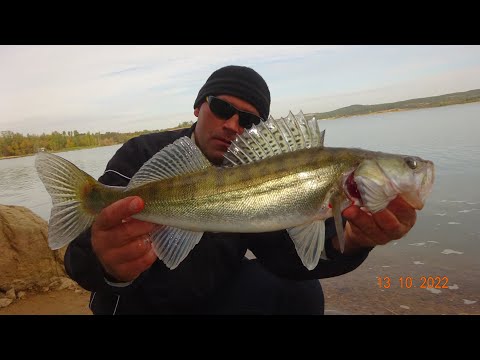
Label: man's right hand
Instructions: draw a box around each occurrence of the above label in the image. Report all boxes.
[91,196,158,283]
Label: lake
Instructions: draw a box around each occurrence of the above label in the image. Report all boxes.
[1,102,479,315]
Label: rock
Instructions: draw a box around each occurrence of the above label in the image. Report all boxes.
[11,279,28,290]
[0,298,13,308]
[0,205,67,292]
[49,276,78,291]
[17,291,26,299]
[5,288,16,300]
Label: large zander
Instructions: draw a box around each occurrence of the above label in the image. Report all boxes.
[35,111,435,271]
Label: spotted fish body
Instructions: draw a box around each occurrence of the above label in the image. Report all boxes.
[134,147,357,232]
[35,111,435,271]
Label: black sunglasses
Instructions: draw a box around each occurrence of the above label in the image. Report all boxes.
[206,96,264,129]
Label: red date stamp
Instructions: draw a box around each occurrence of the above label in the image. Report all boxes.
[377,276,449,289]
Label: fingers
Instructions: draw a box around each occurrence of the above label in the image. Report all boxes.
[372,197,417,240]
[108,234,154,264]
[92,195,156,248]
[343,206,390,246]
[342,204,362,220]
[90,196,160,282]
[387,196,417,228]
[93,196,144,231]
[342,197,418,247]
[344,221,378,248]
[107,219,157,248]
[371,208,405,240]
[105,245,158,282]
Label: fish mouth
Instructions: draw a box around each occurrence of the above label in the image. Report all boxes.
[344,170,363,206]
[343,159,435,211]
[404,160,435,210]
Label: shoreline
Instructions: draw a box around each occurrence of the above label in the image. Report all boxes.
[0,144,116,161]
[2,101,479,161]
[305,100,480,121]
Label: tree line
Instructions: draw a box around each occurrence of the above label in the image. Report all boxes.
[0,121,194,158]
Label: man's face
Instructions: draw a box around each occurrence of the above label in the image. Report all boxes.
[193,95,260,165]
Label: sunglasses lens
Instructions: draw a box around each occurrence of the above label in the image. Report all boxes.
[238,113,262,129]
[209,97,235,120]
[208,96,263,129]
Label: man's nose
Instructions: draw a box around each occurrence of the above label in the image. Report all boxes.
[223,114,244,135]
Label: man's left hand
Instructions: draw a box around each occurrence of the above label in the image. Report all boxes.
[341,196,417,252]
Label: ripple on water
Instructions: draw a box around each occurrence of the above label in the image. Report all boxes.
[441,249,464,255]
[458,209,479,213]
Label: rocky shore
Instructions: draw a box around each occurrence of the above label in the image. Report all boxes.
[0,204,90,313]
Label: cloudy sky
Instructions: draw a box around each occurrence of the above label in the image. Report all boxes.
[1,45,479,135]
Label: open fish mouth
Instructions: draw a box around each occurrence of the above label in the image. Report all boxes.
[344,170,362,206]
[343,158,435,212]
[345,177,427,211]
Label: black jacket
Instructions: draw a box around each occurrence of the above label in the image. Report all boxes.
[64,124,372,314]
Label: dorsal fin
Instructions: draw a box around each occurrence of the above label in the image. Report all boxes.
[126,136,211,190]
[223,111,325,166]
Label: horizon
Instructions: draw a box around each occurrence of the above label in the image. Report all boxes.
[2,45,480,136]
[4,88,478,137]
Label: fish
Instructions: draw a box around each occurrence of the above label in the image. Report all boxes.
[35,111,435,271]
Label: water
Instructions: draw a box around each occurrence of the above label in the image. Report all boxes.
[1,102,479,314]
[317,102,480,314]
[0,145,122,220]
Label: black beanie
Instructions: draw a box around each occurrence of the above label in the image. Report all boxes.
[193,65,271,121]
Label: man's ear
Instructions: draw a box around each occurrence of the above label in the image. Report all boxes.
[194,107,200,117]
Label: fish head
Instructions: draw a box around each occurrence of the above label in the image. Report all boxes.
[346,153,435,213]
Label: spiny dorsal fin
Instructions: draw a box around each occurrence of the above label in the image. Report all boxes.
[223,111,325,166]
[126,136,211,190]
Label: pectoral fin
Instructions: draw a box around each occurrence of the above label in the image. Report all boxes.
[149,225,204,270]
[287,220,326,270]
[330,192,348,253]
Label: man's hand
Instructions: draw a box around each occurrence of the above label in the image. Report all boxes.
[338,196,417,253]
[91,196,158,283]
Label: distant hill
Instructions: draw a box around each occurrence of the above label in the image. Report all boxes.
[305,89,480,120]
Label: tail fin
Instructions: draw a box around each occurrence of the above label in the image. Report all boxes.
[35,152,96,250]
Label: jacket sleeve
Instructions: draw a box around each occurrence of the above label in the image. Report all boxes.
[246,217,373,280]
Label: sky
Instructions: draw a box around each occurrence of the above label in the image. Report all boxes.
[1,45,480,135]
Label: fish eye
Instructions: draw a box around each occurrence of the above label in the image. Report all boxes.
[405,157,417,169]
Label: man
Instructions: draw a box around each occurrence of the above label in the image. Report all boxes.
[65,65,417,314]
